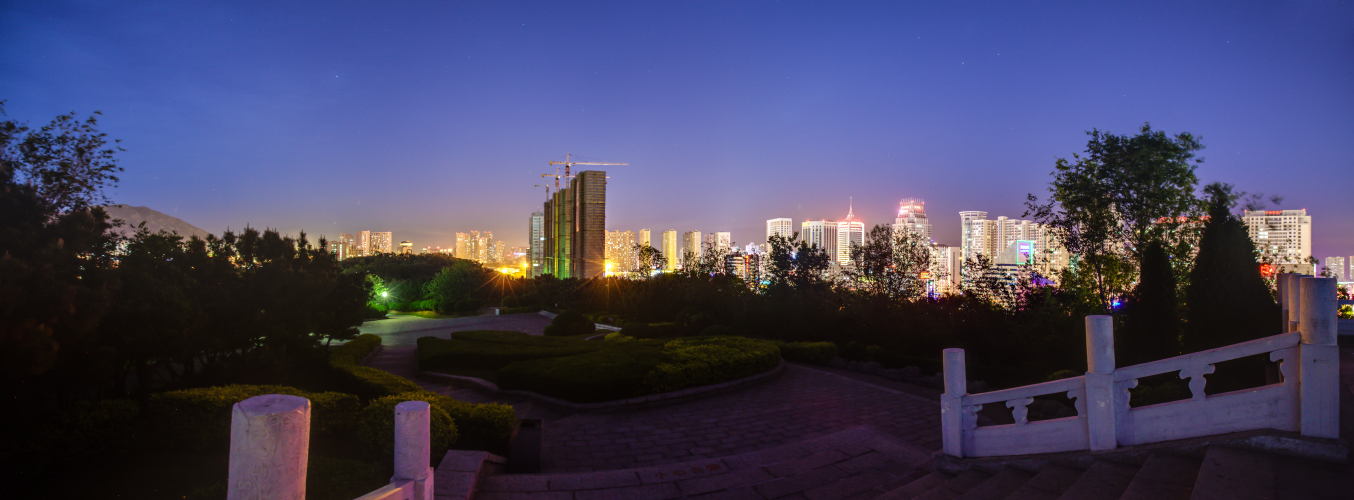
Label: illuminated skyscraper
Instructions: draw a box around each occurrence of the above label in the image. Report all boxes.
[682,231,702,266]
[529,212,544,277]
[661,230,678,271]
[638,228,651,247]
[1244,209,1312,272]
[1324,256,1346,281]
[958,211,987,264]
[606,230,637,273]
[766,218,793,243]
[357,230,371,257]
[399,240,413,255]
[801,220,838,255]
[541,170,607,278]
[370,232,393,254]
[455,232,470,259]
[327,236,352,260]
[705,232,732,253]
[836,200,864,265]
[892,199,931,243]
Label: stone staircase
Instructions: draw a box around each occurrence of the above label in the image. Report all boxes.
[463,426,1351,500]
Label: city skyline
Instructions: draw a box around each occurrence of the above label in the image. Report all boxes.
[3,2,1350,258]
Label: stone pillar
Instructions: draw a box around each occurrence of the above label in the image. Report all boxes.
[1283,274,1310,332]
[940,348,966,457]
[1083,316,1117,451]
[228,394,310,500]
[1278,273,1294,330]
[394,401,434,500]
[1298,277,1339,439]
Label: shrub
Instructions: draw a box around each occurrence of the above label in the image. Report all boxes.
[644,337,781,393]
[332,334,382,366]
[356,393,457,459]
[619,322,651,338]
[417,391,516,453]
[331,334,423,398]
[147,385,362,451]
[11,399,141,474]
[603,331,635,342]
[546,310,595,336]
[497,341,668,402]
[417,332,602,371]
[502,296,519,308]
[307,455,388,500]
[620,322,683,340]
[499,306,538,315]
[364,304,388,319]
[700,325,740,337]
[772,341,837,364]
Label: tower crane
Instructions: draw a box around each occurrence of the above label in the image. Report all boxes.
[541,153,628,189]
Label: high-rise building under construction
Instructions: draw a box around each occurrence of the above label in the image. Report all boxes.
[542,170,607,279]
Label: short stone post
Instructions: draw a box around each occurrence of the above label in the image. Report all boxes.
[228,395,310,500]
[394,401,434,500]
[1283,274,1310,332]
[1278,273,1294,330]
[1298,277,1339,439]
[1083,316,1117,451]
[941,348,967,457]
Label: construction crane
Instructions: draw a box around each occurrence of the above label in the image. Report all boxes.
[542,153,628,190]
[533,184,551,199]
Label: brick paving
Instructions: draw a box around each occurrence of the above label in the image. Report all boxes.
[539,366,942,473]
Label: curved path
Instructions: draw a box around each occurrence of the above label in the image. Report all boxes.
[358,313,944,474]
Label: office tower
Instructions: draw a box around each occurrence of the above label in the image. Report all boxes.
[529,212,544,277]
[892,199,931,243]
[370,232,393,254]
[661,230,678,271]
[541,170,608,278]
[959,211,988,263]
[606,230,637,273]
[801,220,838,255]
[326,238,351,260]
[682,231,703,266]
[357,230,371,257]
[494,241,506,262]
[837,201,865,265]
[638,229,651,247]
[474,231,493,262]
[1244,209,1312,270]
[399,240,413,255]
[1325,256,1347,281]
[456,232,470,259]
[705,232,732,253]
[930,244,962,295]
[766,218,793,242]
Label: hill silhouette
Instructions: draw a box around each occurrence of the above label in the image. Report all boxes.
[101,205,211,240]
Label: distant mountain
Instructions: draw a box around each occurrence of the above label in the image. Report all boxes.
[101,205,212,240]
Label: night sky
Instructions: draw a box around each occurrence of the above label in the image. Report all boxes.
[3,1,1351,259]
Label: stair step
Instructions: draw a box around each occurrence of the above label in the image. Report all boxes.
[912,470,993,500]
[1119,453,1201,500]
[877,471,954,500]
[1056,460,1138,500]
[1191,446,1275,500]
[1004,464,1085,500]
[953,467,1036,500]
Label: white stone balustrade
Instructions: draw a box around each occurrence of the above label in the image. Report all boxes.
[940,275,1340,458]
[227,396,435,500]
[228,394,311,500]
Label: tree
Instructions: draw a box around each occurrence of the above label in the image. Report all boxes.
[0,102,124,213]
[766,233,832,291]
[632,244,667,278]
[1118,241,1183,365]
[1027,123,1204,312]
[1183,183,1280,354]
[846,225,932,300]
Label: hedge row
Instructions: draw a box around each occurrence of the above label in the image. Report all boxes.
[417,331,603,371]
[147,384,362,451]
[332,334,424,397]
[497,341,669,402]
[772,341,838,365]
[644,337,781,393]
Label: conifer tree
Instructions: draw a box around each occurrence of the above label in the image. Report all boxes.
[1183,183,1280,353]
[1119,240,1182,365]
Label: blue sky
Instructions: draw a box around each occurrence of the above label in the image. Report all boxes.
[2,1,1351,259]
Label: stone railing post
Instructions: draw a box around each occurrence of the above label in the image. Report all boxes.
[394,401,434,500]
[941,348,967,457]
[228,395,310,500]
[1282,274,1310,332]
[1084,315,1117,451]
[1298,277,1339,439]
[1278,273,1294,330]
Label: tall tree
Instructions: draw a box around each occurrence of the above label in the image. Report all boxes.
[1,103,124,213]
[1183,183,1280,353]
[1118,240,1183,365]
[1028,123,1204,312]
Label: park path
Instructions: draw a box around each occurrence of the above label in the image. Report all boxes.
[357,312,945,474]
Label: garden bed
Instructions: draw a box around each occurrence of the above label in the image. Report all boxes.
[417,332,782,403]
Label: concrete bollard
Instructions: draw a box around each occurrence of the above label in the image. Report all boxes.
[940,348,966,457]
[1298,277,1339,439]
[1083,315,1117,451]
[228,394,310,500]
[394,400,434,500]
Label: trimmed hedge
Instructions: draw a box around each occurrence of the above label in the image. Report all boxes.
[147,385,361,451]
[497,341,669,402]
[544,310,595,336]
[620,322,684,340]
[772,341,838,365]
[356,393,457,458]
[10,399,141,474]
[332,334,424,397]
[417,331,603,371]
[645,337,781,393]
